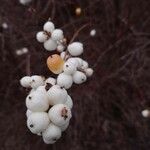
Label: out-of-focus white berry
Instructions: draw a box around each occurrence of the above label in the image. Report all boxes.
[27,112,50,134]
[26,109,33,118]
[20,76,32,88]
[60,52,66,60]
[67,42,83,56]
[48,104,72,126]
[51,29,64,41]
[57,44,65,52]
[36,31,48,43]
[57,73,73,89]
[2,22,8,29]
[45,77,56,86]
[59,121,69,132]
[26,90,49,112]
[142,109,150,118]
[81,61,89,69]
[47,85,68,105]
[19,0,32,5]
[85,68,94,77]
[44,39,57,51]
[30,75,45,89]
[73,71,87,84]
[42,123,62,144]
[65,95,73,109]
[43,21,55,33]
[90,29,96,37]
[63,60,77,75]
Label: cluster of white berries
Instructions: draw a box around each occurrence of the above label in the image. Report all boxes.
[20,20,93,144]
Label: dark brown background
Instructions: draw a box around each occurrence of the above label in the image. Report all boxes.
[0,0,150,149]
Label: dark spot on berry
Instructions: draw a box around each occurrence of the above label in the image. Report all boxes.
[52,138,57,141]
[61,107,68,120]
[28,96,32,100]
[45,83,52,91]
[66,65,69,67]
[32,79,35,82]
[30,124,34,128]
[60,86,64,89]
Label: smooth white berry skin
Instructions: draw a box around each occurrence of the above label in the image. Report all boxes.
[48,104,72,126]
[57,73,73,89]
[47,85,68,105]
[75,57,83,68]
[85,68,94,77]
[44,39,57,51]
[65,95,73,109]
[63,61,77,75]
[43,21,55,33]
[20,76,32,88]
[30,75,45,89]
[27,112,50,134]
[60,52,66,60]
[57,44,65,52]
[142,110,150,117]
[26,90,49,112]
[73,71,87,84]
[42,123,62,144]
[67,42,83,56]
[36,31,48,43]
[51,29,64,41]
[26,109,33,118]
[81,61,89,69]
[45,77,56,86]
[90,29,96,36]
[59,121,69,132]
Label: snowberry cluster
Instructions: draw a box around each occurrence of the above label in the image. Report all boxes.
[20,20,93,144]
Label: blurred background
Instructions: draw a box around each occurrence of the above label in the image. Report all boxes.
[0,0,150,149]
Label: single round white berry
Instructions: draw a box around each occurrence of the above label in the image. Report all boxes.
[81,60,89,69]
[57,44,65,52]
[51,29,64,41]
[20,76,32,88]
[36,31,48,43]
[27,112,50,134]
[26,90,49,112]
[73,71,87,84]
[67,42,83,56]
[47,85,68,105]
[30,75,45,89]
[19,0,32,5]
[90,29,96,37]
[142,109,150,118]
[43,21,55,33]
[85,68,94,77]
[48,104,72,126]
[26,109,33,118]
[45,77,56,86]
[63,61,77,75]
[65,95,73,109]
[44,39,57,51]
[42,123,62,144]
[59,121,69,132]
[57,73,73,89]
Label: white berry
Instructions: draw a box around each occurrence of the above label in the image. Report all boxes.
[45,77,56,86]
[47,85,68,105]
[142,109,150,118]
[81,60,89,69]
[43,21,55,33]
[63,61,77,75]
[20,76,31,88]
[57,44,65,52]
[42,123,62,144]
[85,68,94,77]
[67,42,83,56]
[27,112,50,134]
[60,52,66,60]
[57,73,73,89]
[44,39,57,51]
[36,31,48,43]
[73,71,87,84]
[26,90,49,112]
[48,104,72,126]
[65,95,73,109]
[30,75,45,89]
[51,29,64,41]
[90,29,96,36]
